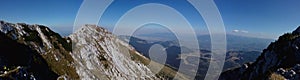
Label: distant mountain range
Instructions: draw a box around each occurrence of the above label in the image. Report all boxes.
[134,33,273,51]
[198,34,273,51]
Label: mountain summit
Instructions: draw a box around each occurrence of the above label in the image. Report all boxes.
[69,25,159,79]
[220,26,300,80]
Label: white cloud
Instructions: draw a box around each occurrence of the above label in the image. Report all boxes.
[230,29,275,39]
[232,29,249,33]
[233,30,239,33]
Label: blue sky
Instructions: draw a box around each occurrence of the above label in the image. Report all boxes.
[0,0,299,39]
[0,0,82,35]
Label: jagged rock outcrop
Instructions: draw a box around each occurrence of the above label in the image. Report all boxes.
[220,26,300,80]
[275,64,300,79]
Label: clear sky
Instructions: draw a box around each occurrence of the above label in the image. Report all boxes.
[0,0,82,36]
[0,0,299,39]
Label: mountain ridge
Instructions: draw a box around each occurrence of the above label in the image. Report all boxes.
[220,26,300,80]
[0,20,78,79]
[0,20,188,80]
[131,33,273,51]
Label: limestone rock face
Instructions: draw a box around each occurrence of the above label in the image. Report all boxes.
[69,25,159,80]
